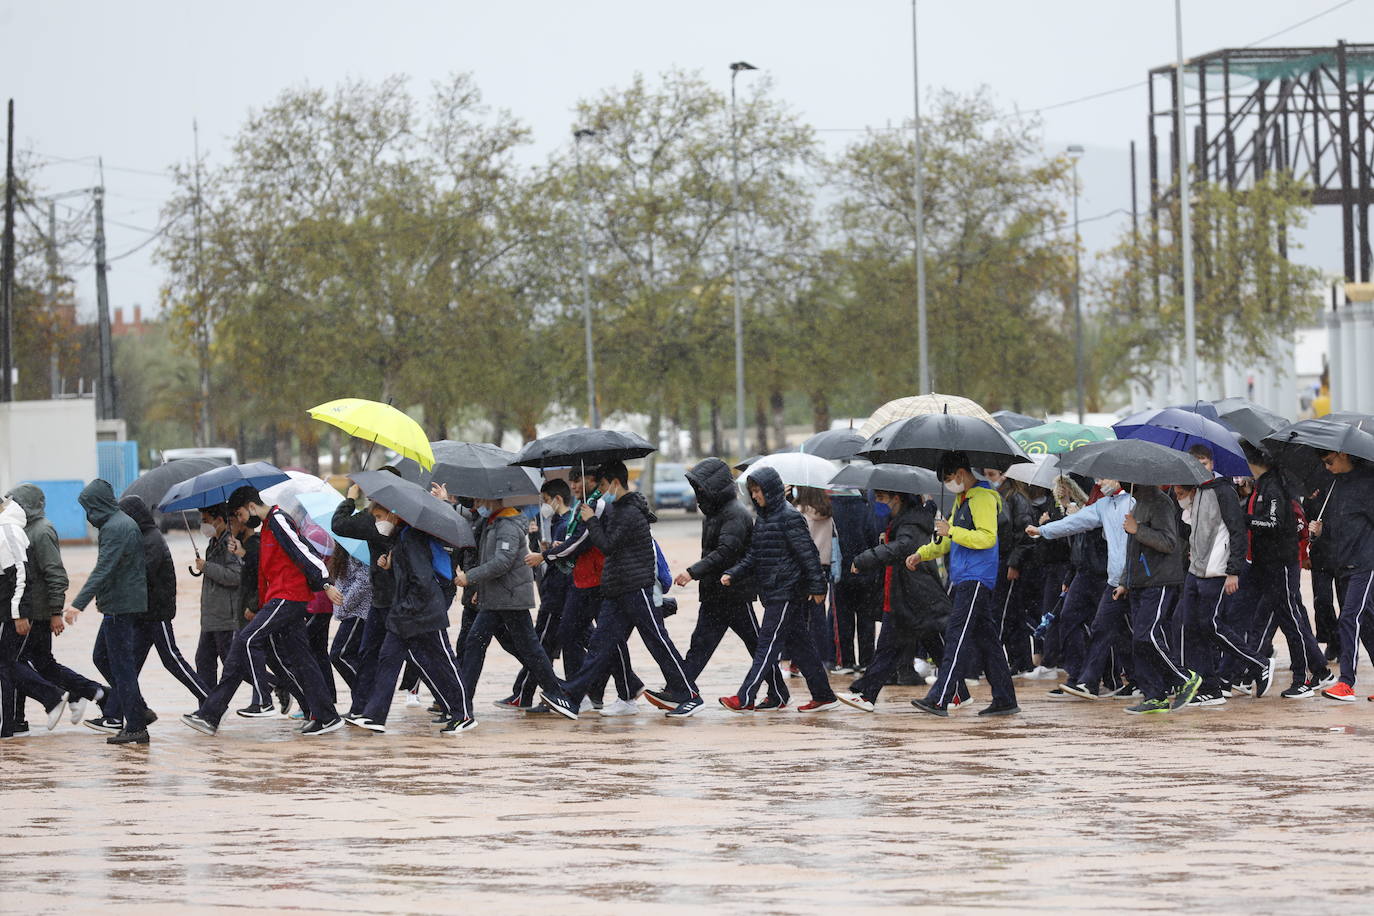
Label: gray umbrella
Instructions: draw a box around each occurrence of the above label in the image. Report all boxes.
[858,412,1031,471]
[1057,439,1211,485]
[828,462,942,497]
[1212,397,1288,447]
[429,441,540,500]
[1263,418,1374,464]
[349,471,476,548]
[799,429,866,461]
[991,410,1045,434]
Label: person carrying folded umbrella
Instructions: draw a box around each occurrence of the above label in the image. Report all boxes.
[907,452,1019,718]
[182,486,342,737]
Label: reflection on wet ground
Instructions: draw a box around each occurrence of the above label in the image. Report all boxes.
[4,532,1374,912]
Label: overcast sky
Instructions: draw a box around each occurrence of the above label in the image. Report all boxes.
[2,0,1367,318]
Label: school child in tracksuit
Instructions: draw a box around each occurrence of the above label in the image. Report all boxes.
[675,457,783,706]
[1118,483,1197,714]
[454,498,578,724]
[1241,443,1331,697]
[325,548,372,694]
[354,519,473,735]
[1175,472,1270,707]
[182,486,341,737]
[838,489,951,711]
[193,503,242,687]
[718,465,837,713]
[332,477,399,721]
[1312,451,1374,701]
[1030,480,1126,699]
[909,452,1017,717]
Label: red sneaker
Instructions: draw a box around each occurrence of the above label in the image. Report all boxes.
[718,695,754,713]
[1322,681,1357,702]
[797,698,840,713]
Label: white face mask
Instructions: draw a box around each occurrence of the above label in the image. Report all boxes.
[375,519,396,537]
[1099,482,1119,496]
[944,480,966,495]
[200,523,217,539]
[539,502,555,520]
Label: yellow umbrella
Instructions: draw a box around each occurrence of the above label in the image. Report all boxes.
[307,398,435,470]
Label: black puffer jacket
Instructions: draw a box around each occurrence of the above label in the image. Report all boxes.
[118,495,177,621]
[852,498,950,634]
[725,466,826,603]
[1314,463,1374,577]
[685,458,754,602]
[1000,487,1036,569]
[585,490,657,599]
[387,525,452,639]
[1027,493,1071,566]
[831,493,881,588]
[332,498,397,608]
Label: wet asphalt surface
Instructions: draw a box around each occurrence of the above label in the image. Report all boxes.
[5,512,1374,913]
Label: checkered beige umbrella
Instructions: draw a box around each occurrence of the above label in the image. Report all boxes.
[858,394,998,438]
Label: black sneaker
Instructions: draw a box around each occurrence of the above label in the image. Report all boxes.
[354,717,386,733]
[142,708,158,726]
[440,717,478,735]
[300,717,344,736]
[1255,658,1276,699]
[1280,682,1316,699]
[9,722,29,736]
[666,695,705,718]
[107,729,149,745]
[1046,687,1069,699]
[276,687,294,717]
[642,689,681,711]
[539,692,580,721]
[236,703,279,718]
[910,698,948,717]
[977,701,1021,717]
[181,713,218,736]
[84,716,123,733]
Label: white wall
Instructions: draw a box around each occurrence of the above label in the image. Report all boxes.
[0,399,99,493]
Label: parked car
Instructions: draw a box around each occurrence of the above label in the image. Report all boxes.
[651,462,697,512]
[156,447,239,531]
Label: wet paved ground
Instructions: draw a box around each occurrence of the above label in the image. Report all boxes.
[5,513,1374,913]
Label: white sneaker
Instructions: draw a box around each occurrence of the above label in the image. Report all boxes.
[1030,666,1057,680]
[913,658,934,680]
[579,697,598,713]
[598,698,639,717]
[68,694,91,725]
[404,690,422,708]
[46,697,68,731]
[924,673,938,685]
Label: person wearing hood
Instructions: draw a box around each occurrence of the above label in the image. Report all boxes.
[560,461,702,718]
[838,489,953,712]
[0,496,67,738]
[1308,450,1374,701]
[3,484,105,732]
[718,465,838,714]
[907,452,1019,718]
[97,495,208,715]
[672,458,783,707]
[64,479,150,745]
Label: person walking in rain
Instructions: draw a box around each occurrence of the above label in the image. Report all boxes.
[193,503,242,687]
[908,452,1019,718]
[64,480,150,745]
[1310,449,1374,701]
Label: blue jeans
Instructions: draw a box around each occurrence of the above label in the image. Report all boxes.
[101,615,149,731]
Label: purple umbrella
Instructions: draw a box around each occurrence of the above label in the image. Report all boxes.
[1113,407,1249,477]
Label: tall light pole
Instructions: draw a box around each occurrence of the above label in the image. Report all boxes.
[573,127,600,428]
[1068,145,1085,422]
[911,0,930,393]
[729,61,757,459]
[1175,0,1198,402]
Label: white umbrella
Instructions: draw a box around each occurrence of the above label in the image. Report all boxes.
[741,452,839,490]
[1003,453,1062,490]
[261,471,335,521]
[858,393,999,438]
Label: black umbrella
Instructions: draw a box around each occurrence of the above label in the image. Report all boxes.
[430,441,540,500]
[1212,397,1289,447]
[829,462,942,497]
[123,457,224,576]
[733,455,764,472]
[1056,439,1211,486]
[510,427,655,470]
[349,471,476,549]
[857,412,1030,471]
[991,410,1045,434]
[799,428,866,461]
[1263,418,1374,464]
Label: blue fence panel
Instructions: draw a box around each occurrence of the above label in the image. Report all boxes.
[26,480,88,540]
[97,441,140,497]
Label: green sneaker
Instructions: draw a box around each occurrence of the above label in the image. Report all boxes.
[1125,698,1171,715]
[1170,671,1202,711]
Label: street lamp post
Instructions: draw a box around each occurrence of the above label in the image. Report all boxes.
[729,60,757,460]
[911,0,930,394]
[1068,144,1085,423]
[1175,0,1198,402]
[573,127,600,428]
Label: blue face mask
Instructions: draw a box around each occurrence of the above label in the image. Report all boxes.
[602,490,618,504]
[476,506,492,519]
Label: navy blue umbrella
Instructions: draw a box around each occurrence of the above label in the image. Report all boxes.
[1113,407,1249,477]
[158,462,292,512]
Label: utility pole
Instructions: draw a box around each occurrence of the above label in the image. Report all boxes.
[193,120,211,445]
[911,0,930,394]
[729,61,757,459]
[1,99,16,403]
[573,128,600,429]
[47,200,60,397]
[93,171,115,420]
[1174,0,1198,402]
[1068,145,1085,423]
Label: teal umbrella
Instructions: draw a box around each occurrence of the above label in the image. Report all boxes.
[1014,421,1115,455]
[295,490,370,564]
